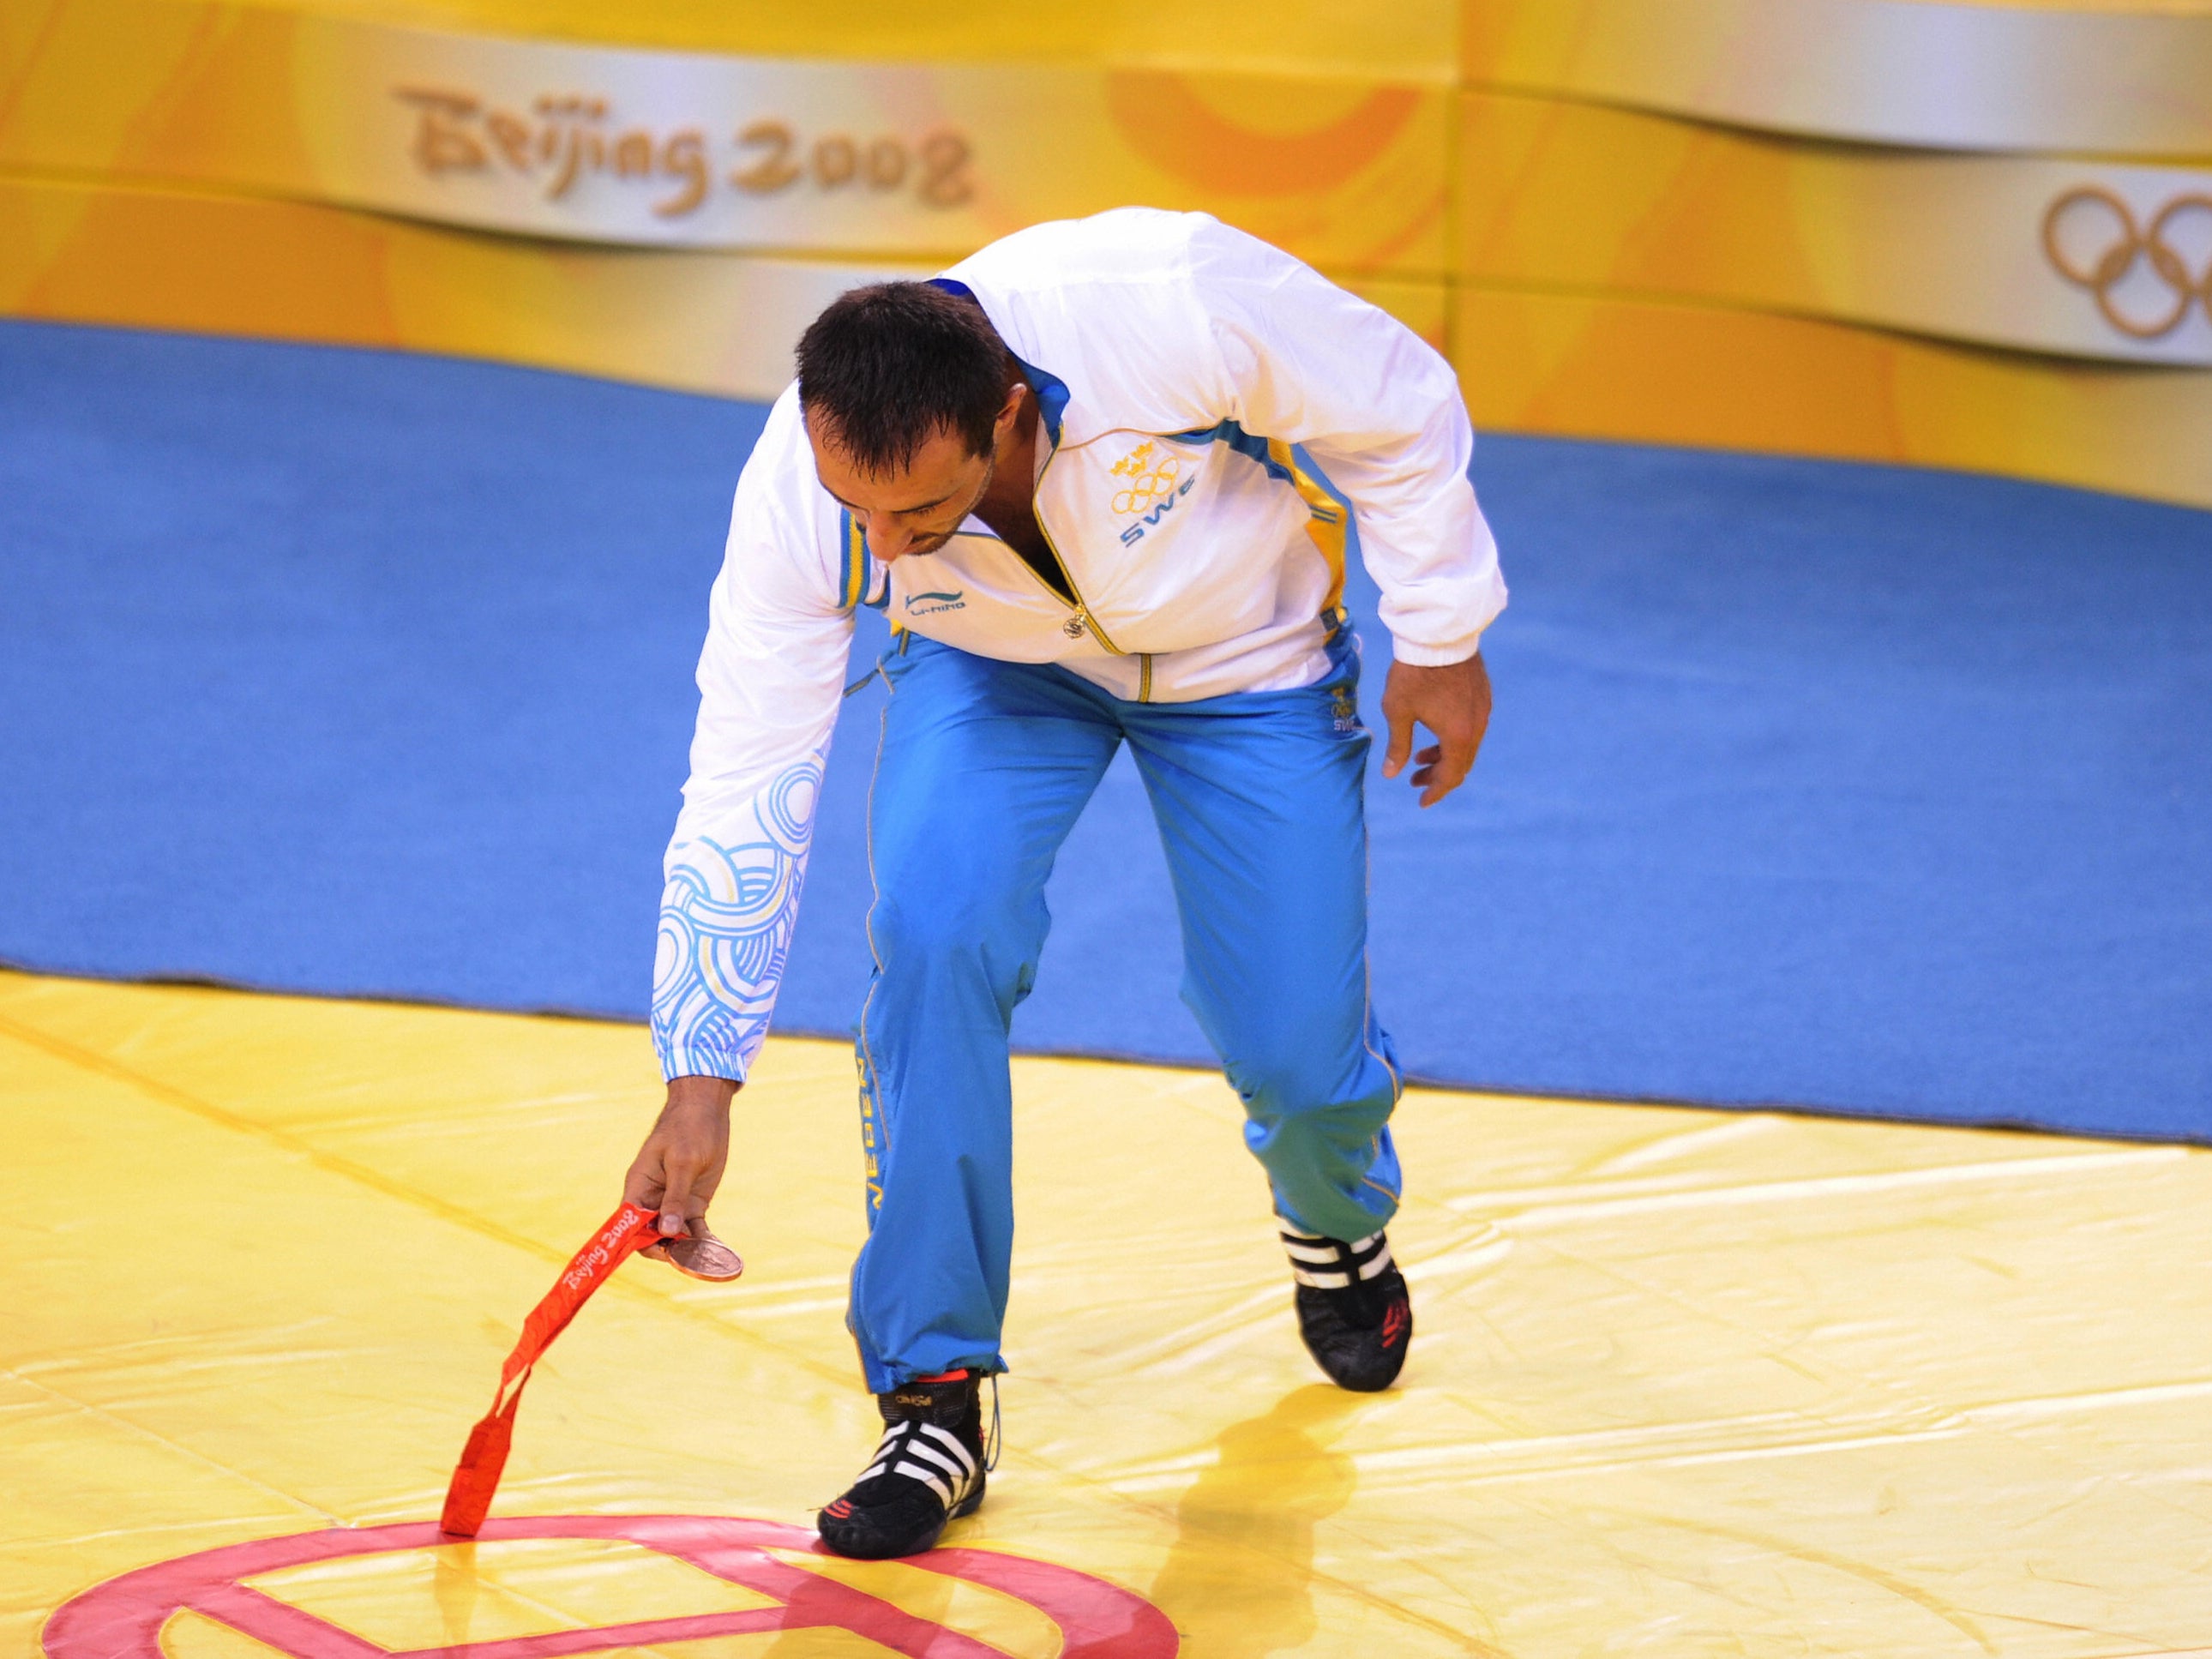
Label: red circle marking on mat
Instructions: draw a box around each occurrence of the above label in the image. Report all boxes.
[44,1515,1179,1658]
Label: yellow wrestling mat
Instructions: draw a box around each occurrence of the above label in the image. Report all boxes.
[4,968,2209,1657]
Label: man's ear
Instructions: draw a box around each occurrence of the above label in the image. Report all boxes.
[995,378,1028,436]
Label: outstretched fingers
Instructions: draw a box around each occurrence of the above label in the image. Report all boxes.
[1379,653,1493,808]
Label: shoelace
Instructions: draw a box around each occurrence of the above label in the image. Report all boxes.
[861,1416,982,1511]
[1280,1227,1395,1290]
[984,1372,1001,1473]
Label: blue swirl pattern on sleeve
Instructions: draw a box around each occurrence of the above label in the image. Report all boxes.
[652,747,825,1082]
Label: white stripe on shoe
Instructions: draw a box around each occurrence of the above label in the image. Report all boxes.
[1282,1227,1395,1291]
[893,1459,954,1506]
[904,1440,970,1485]
[917,1422,979,1475]
[858,1417,983,1515]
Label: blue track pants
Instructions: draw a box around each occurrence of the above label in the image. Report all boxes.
[847,630,1404,1392]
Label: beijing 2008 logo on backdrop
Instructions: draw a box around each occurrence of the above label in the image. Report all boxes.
[44,1515,1179,1657]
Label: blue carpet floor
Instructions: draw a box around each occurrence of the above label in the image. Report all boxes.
[3,320,2209,1139]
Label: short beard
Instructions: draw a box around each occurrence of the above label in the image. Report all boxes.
[901,441,1001,557]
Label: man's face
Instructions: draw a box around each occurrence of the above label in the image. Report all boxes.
[807,419,995,564]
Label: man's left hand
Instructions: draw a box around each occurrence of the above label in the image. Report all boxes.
[1379,652,1492,808]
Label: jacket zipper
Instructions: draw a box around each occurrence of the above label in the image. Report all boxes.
[1025,442,1124,655]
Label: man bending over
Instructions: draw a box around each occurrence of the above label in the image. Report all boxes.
[622,207,1506,1560]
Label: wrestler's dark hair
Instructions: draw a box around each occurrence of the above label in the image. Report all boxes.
[796,282,1013,477]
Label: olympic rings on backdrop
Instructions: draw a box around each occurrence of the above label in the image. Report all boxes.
[2042,186,2212,340]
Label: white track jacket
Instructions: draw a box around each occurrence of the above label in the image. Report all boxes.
[652,208,1507,1083]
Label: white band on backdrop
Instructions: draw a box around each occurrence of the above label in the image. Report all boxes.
[4,0,2209,378]
[1467,0,2212,156]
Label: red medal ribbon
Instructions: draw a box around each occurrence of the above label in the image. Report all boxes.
[440,1201,660,1537]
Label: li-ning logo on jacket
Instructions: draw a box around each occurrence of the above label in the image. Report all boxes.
[1110,440,1196,545]
[905,589,966,615]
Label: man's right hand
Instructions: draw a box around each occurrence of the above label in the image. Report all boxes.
[623,1074,737,1257]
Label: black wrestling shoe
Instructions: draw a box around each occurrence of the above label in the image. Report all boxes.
[1282,1227,1413,1392]
[817,1370,989,1560]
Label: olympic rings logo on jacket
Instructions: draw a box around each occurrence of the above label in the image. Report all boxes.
[1109,441,1185,516]
[2043,186,2212,341]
